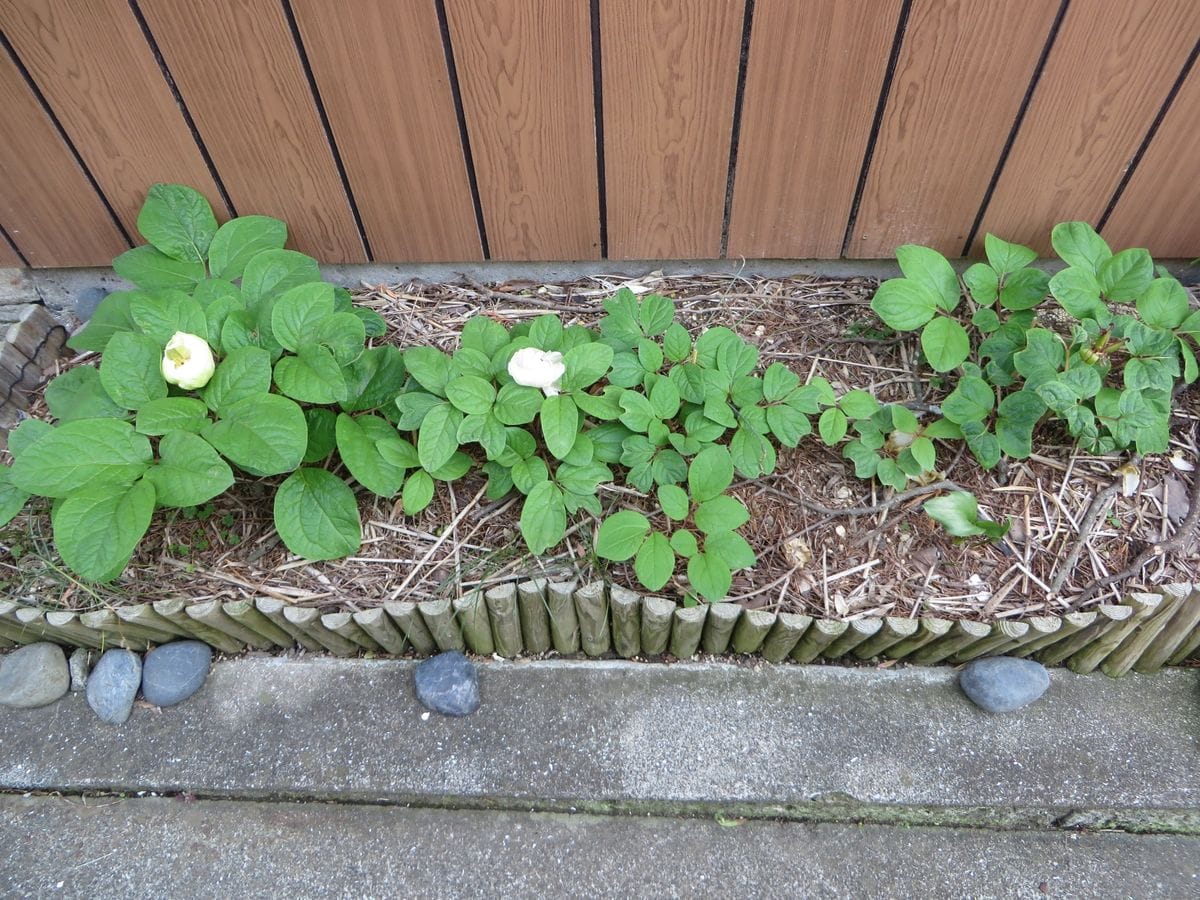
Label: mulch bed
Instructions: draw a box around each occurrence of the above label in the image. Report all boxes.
[3,273,1197,622]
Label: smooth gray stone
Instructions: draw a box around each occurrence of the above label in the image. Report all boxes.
[142,642,212,707]
[68,648,95,692]
[414,651,480,717]
[959,656,1050,713]
[0,642,69,708]
[86,649,142,725]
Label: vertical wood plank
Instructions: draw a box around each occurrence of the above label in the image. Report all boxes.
[601,0,744,259]
[1,0,226,235]
[976,0,1200,255]
[0,235,23,268]
[290,0,481,262]
[0,51,127,266]
[1102,69,1200,257]
[136,0,365,263]
[848,0,1059,258]
[444,0,599,260]
[727,0,901,259]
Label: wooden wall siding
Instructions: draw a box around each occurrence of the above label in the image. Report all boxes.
[848,0,1060,259]
[0,50,128,266]
[1103,68,1200,257]
[0,233,25,268]
[290,0,481,262]
[975,0,1200,255]
[727,0,902,259]
[136,0,365,263]
[601,0,745,260]
[444,0,600,260]
[1,0,227,237]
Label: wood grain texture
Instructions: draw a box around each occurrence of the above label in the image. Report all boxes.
[976,0,1200,255]
[601,0,744,259]
[136,0,365,263]
[727,0,902,259]
[848,0,1059,258]
[1103,69,1200,257]
[0,0,226,235]
[0,50,127,266]
[290,0,481,261]
[444,0,599,260]
[0,235,23,268]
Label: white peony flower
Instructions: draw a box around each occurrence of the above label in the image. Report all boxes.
[161,331,215,390]
[508,347,565,396]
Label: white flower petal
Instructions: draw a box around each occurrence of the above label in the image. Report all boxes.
[161,331,215,390]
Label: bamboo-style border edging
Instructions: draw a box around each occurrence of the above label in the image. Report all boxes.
[2,582,1197,676]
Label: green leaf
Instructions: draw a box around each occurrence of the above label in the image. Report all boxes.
[687,552,731,601]
[716,339,758,379]
[705,530,756,570]
[662,322,691,362]
[113,245,205,291]
[353,306,387,338]
[44,366,126,422]
[819,407,848,444]
[201,393,307,476]
[541,394,579,460]
[51,478,155,582]
[730,427,776,477]
[634,531,675,591]
[6,418,53,459]
[670,529,699,558]
[271,282,337,351]
[984,233,1038,276]
[241,249,321,309]
[876,458,908,491]
[461,316,510,357]
[639,294,675,336]
[10,418,152,498]
[657,484,691,520]
[838,390,880,420]
[1098,248,1153,301]
[1012,328,1065,389]
[1051,221,1111,274]
[303,408,337,463]
[405,346,453,397]
[273,345,348,404]
[842,440,879,478]
[99,331,168,409]
[897,244,959,311]
[924,491,990,538]
[999,267,1050,311]
[334,414,409,497]
[920,316,970,372]
[203,346,272,413]
[144,431,234,508]
[273,468,361,560]
[510,456,549,494]
[529,314,564,350]
[694,326,740,367]
[599,289,642,349]
[67,291,141,352]
[493,382,543,425]
[574,385,624,420]
[314,312,365,365]
[135,397,209,435]
[446,375,496,415]
[694,495,749,534]
[762,362,799,402]
[520,481,566,555]
[963,263,998,305]
[1137,277,1190,329]
[137,183,217,263]
[207,215,287,280]
[966,430,1001,469]
[395,391,443,430]
[204,293,245,350]
[340,345,407,413]
[1049,267,1106,321]
[561,342,614,391]
[595,509,651,561]
[0,469,30,528]
[910,435,936,471]
[942,375,994,424]
[637,338,664,374]
[995,390,1046,459]
[765,404,810,447]
[687,445,734,502]
[870,279,938,330]
[417,402,463,472]
[648,377,681,420]
[402,469,436,514]
[129,290,206,345]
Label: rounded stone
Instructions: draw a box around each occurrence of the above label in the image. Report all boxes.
[68,648,95,692]
[142,641,212,707]
[0,642,69,708]
[959,656,1050,714]
[414,651,480,717]
[86,649,142,724]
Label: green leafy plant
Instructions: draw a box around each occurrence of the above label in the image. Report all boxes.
[923,491,1010,540]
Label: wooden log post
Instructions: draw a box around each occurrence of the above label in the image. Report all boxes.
[24,609,108,649]
[700,603,741,655]
[1067,595,1162,674]
[321,613,384,653]
[1139,586,1200,672]
[1011,611,1095,658]
[152,598,244,654]
[791,620,849,663]
[760,613,812,663]
[516,580,553,654]
[822,619,883,659]
[0,602,37,644]
[984,616,1060,657]
[115,604,198,640]
[383,601,438,656]
[853,617,919,659]
[730,609,776,655]
[639,596,675,657]
[610,586,642,658]
[0,634,13,649]
[353,608,409,655]
[221,600,296,648]
[6,304,67,369]
[282,608,359,657]
[669,606,707,659]
[1101,588,1185,677]
[1037,606,1133,666]
[78,610,178,648]
[882,618,953,660]
[185,600,273,650]
[906,621,992,666]
[485,584,524,658]
[573,582,611,657]
[952,621,1029,663]
[452,591,495,656]
[545,581,580,654]
[418,600,465,652]
[256,598,326,652]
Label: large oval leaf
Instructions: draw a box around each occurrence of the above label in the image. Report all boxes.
[273,467,361,560]
[208,215,287,280]
[519,481,566,555]
[51,478,156,582]
[541,394,579,460]
[144,431,234,508]
[10,418,152,497]
[136,183,217,263]
[920,316,970,372]
[99,331,169,410]
[201,393,307,476]
[335,413,410,497]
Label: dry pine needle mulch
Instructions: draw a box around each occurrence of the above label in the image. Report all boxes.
[3,272,1197,623]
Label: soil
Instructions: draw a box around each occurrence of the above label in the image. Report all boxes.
[3,273,1197,622]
